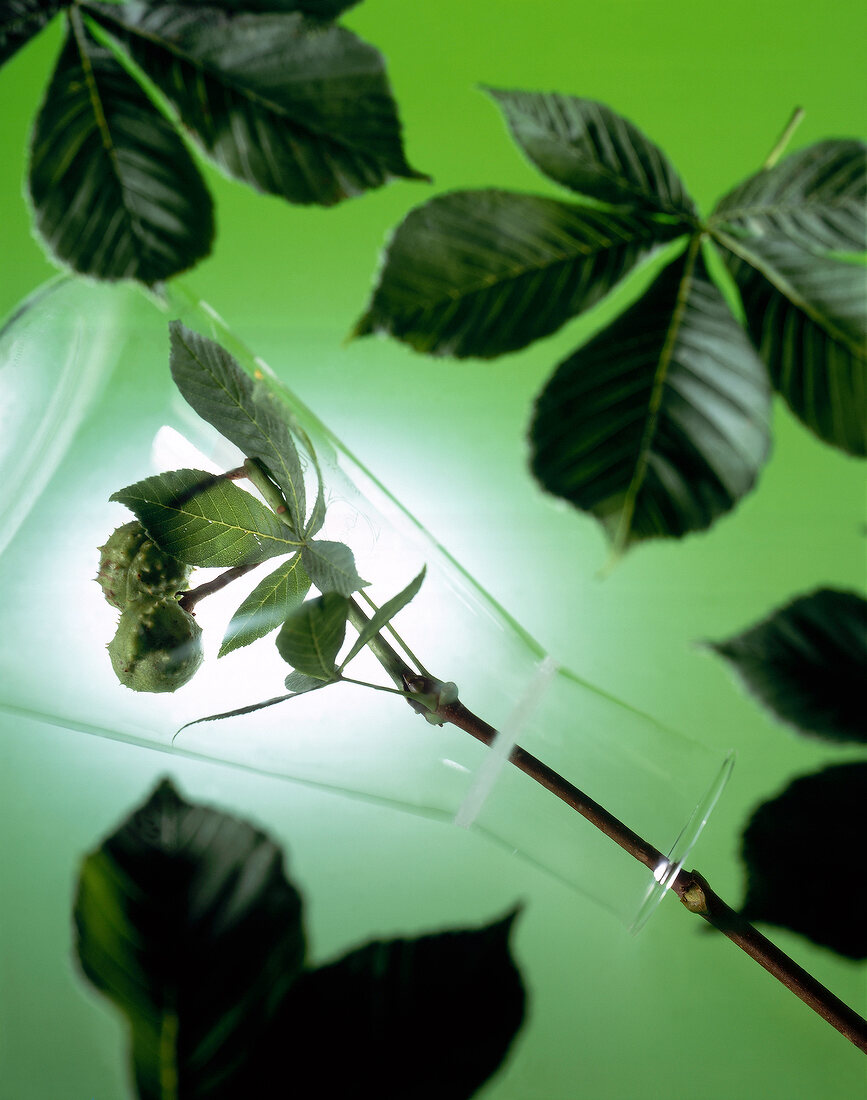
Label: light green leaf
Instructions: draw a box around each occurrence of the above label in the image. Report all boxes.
[28,16,213,282]
[710,140,867,254]
[302,539,367,595]
[530,241,772,554]
[1,0,61,67]
[219,554,311,657]
[87,2,427,206]
[487,88,697,217]
[355,189,684,357]
[721,234,867,455]
[111,468,301,567]
[74,779,305,1097]
[276,593,349,679]
[340,568,425,670]
[169,323,307,532]
[284,670,330,693]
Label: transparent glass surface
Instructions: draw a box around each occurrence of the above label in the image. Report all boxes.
[0,278,733,928]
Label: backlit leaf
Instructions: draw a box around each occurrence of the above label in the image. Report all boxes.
[301,539,366,595]
[275,592,349,678]
[340,568,425,669]
[219,553,311,657]
[111,468,301,567]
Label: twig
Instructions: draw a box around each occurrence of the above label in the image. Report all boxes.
[178,563,260,613]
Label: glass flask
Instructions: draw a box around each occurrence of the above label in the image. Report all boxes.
[0,277,733,931]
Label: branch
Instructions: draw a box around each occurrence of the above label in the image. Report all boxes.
[178,562,260,613]
[345,601,867,1053]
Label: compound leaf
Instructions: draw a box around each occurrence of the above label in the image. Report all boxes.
[709,588,867,745]
[88,1,426,207]
[28,15,213,281]
[530,240,771,553]
[711,140,867,254]
[112,468,301,567]
[74,779,306,1098]
[220,553,311,656]
[355,189,684,357]
[487,88,696,218]
[721,234,867,455]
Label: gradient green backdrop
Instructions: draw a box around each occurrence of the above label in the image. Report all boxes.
[1,2,866,1097]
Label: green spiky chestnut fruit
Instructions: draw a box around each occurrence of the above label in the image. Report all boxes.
[108,597,204,693]
[97,521,192,609]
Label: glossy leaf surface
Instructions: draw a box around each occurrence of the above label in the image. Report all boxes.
[355,189,683,357]
[90,1,425,206]
[739,763,867,960]
[220,553,311,656]
[74,779,305,1098]
[276,912,525,1098]
[112,468,301,567]
[275,592,349,678]
[710,588,867,744]
[530,243,771,552]
[711,140,867,253]
[487,88,696,217]
[29,17,214,282]
[722,235,866,455]
[169,322,307,532]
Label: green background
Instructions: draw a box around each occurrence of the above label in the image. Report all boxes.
[1,1,866,1096]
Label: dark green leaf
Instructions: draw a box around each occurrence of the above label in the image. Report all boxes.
[169,323,307,533]
[219,553,311,657]
[74,779,306,1097]
[355,189,684,357]
[711,140,867,253]
[111,468,302,567]
[530,241,771,553]
[275,592,348,678]
[487,88,696,217]
[89,2,426,207]
[708,588,867,745]
[28,17,213,282]
[739,763,867,960]
[1,0,61,66]
[274,911,525,1099]
[340,568,425,670]
[721,234,866,455]
[301,539,366,595]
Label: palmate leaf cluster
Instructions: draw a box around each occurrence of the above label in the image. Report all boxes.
[110,322,425,716]
[709,588,867,958]
[74,779,525,1098]
[356,90,867,556]
[1,0,425,283]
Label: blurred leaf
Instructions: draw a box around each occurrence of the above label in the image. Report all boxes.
[112,468,301,567]
[301,538,366,595]
[487,88,696,218]
[720,234,866,455]
[530,241,771,553]
[275,911,526,1099]
[73,779,305,1099]
[275,592,348,678]
[220,553,311,656]
[284,669,329,693]
[739,763,867,960]
[0,0,62,66]
[711,140,867,253]
[709,588,867,744]
[89,1,427,206]
[355,189,683,357]
[169,323,307,533]
[340,567,425,669]
[28,15,213,282]
[176,0,361,14]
